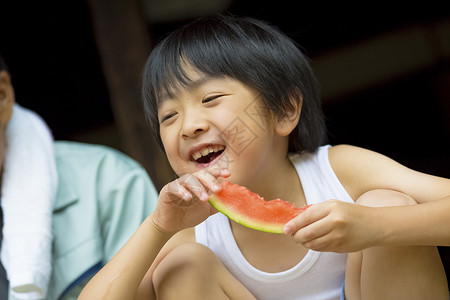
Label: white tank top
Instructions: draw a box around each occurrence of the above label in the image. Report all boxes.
[195,145,354,299]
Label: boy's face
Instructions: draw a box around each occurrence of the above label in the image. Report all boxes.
[0,70,15,175]
[0,71,14,130]
[157,71,289,189]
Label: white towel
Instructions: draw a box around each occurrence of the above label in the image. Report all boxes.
[1,104,57,299]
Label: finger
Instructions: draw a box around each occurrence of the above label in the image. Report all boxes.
[166,179,193,202]
[209,153,233,176]
[283,204,328,235]
[290,217,334,245]
[194,169,227,195]
[298,224,351,253]
[300,232,336,252]
[205,165,231,179]
[178,174,211,201]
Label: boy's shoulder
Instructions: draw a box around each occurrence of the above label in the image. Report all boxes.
[328,143,389,160]
[328,144,390,168]
[328,144,396,199]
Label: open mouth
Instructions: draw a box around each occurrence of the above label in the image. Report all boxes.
[191,145,225,164]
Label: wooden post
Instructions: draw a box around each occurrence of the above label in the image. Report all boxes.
[86,0,174,190]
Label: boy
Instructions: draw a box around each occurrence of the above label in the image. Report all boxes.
[80,14,449,299]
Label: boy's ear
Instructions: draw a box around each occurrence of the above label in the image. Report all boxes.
[274,95,302,137]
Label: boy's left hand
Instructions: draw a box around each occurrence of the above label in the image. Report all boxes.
[283,200,383,253]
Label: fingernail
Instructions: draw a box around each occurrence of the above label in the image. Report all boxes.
[283,225,291,235]
[212,184,221,192]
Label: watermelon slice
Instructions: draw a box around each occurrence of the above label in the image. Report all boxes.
[209,181,310,233]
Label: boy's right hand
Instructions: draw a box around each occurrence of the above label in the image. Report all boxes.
[151,167,230,235]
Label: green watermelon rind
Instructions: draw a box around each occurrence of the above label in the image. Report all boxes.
[209,194,287,234]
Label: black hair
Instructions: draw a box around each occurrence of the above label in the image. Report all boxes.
[0,54,8,72]
[142,14,327,153]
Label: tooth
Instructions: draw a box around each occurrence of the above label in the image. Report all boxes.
[201,148,210,156]
[192,145,226,161]
[193,152,202,160]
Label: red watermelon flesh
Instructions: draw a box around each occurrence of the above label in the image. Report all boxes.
[209,181,310,233]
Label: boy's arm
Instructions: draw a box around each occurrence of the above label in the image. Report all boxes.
[328,144,450,204]
[79,168,229,299]
[331,144,450,247]
[284,144,450,252]
[370,196,450,246]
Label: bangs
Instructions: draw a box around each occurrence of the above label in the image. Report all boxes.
[142,14,254,136]
[149,24,248,106]
[150,50,197,107]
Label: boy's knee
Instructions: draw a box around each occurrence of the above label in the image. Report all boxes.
[153,243,226,298]
[153,243,219,286]
[155,243,216,276]
[356,189,417,208]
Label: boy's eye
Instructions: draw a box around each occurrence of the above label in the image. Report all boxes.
[160,112,177,123]
[202,95,222,103]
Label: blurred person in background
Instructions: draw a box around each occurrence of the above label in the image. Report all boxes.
[0,54,158,300]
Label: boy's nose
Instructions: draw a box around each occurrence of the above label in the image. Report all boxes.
[181,114,209,138]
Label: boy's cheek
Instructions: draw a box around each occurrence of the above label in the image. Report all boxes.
[219,118,258,156]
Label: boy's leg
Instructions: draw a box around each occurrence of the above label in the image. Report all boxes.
[345,189,449,300]
[153,242,256,300]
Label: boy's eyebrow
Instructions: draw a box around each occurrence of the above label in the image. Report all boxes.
[158,75,218,105]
